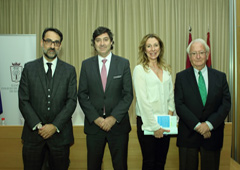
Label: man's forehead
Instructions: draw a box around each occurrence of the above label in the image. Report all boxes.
[44,31,61,40]
[191,42,205,50]
[95,33,109,39]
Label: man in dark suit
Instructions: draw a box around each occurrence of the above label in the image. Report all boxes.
[78,26,133,170]
[174,38,231,170]
[18,28,77,170]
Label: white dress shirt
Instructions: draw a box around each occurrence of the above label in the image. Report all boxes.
[43,56,58,76]
[98,52,112,76]
[193,65,208,92]
[133,65,175,132]
[193,65,213,130]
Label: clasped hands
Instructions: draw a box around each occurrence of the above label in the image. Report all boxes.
[38,124,57,139]
[94,116,117,132]
[195,122,211,139]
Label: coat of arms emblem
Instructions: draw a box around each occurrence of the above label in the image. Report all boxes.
[10,62,23,83]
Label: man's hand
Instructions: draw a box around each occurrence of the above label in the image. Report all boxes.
[101,116,117,132]
[195,122,210,135]
[94,117,105,128]
[38,124,57,139]
[94,116,117,132]
[203,131,211,139]
[154,128,170,138]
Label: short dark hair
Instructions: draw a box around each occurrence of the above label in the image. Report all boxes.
[91,26,114,50]
[42,28,63,42]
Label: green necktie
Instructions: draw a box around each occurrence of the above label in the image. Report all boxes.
[198,71,207,106]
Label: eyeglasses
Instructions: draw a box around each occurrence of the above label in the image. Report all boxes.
[43,39,61,47]
[190,51,207,57]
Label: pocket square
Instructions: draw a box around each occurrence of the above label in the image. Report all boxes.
[113,75,122,79]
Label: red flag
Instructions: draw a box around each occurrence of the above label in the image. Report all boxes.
[206,32,212,67]
[186,32,192,69]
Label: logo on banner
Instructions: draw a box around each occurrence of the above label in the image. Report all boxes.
[10,62,23,83]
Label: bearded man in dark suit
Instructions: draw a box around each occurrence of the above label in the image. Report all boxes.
[78,26,133,170]
[19,27,77,170]
[174,38,231,170]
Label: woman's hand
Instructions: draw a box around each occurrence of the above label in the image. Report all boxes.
[154,128,170,138]
[168,110,173,116]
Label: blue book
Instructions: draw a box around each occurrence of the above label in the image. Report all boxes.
[157,115,170,128]
[144,115,178,135]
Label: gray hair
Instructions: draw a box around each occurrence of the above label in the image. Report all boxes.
[186,38,210,54]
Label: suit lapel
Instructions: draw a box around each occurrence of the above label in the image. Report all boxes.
[92,56,104,92]
[105,54,117,92]
[37,57,48,97]
[205,67,214,106]
[51,59,63,98]
[187,67,203,106]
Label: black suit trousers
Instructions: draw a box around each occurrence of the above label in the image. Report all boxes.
[179,146,221,170]
[137,116,170,170]
[86,129,129,170]
[22,141,70,170]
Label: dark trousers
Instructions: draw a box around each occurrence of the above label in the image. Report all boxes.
[179,147,221,170]
[87,130,129,170]
[22,141,70,170]
[137,116,170,170]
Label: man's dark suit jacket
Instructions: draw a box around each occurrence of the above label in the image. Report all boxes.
[78,54,133,135]
[19,57,77,146]
[174,66,231,150]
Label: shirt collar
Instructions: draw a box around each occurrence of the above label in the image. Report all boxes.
[43,55,58,66]
[193,65,207,75]
[98,52,112,62]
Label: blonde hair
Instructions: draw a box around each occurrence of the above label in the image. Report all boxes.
[138,34,171,73]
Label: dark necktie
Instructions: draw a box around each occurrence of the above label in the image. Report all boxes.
[198,71,207,106]
[46,63,52,81]
[101,59,107,91]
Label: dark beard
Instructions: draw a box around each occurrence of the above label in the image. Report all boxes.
[44,49,58,60]
[44,52,57,60]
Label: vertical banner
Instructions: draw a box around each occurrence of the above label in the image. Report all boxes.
[0,35,36,125]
